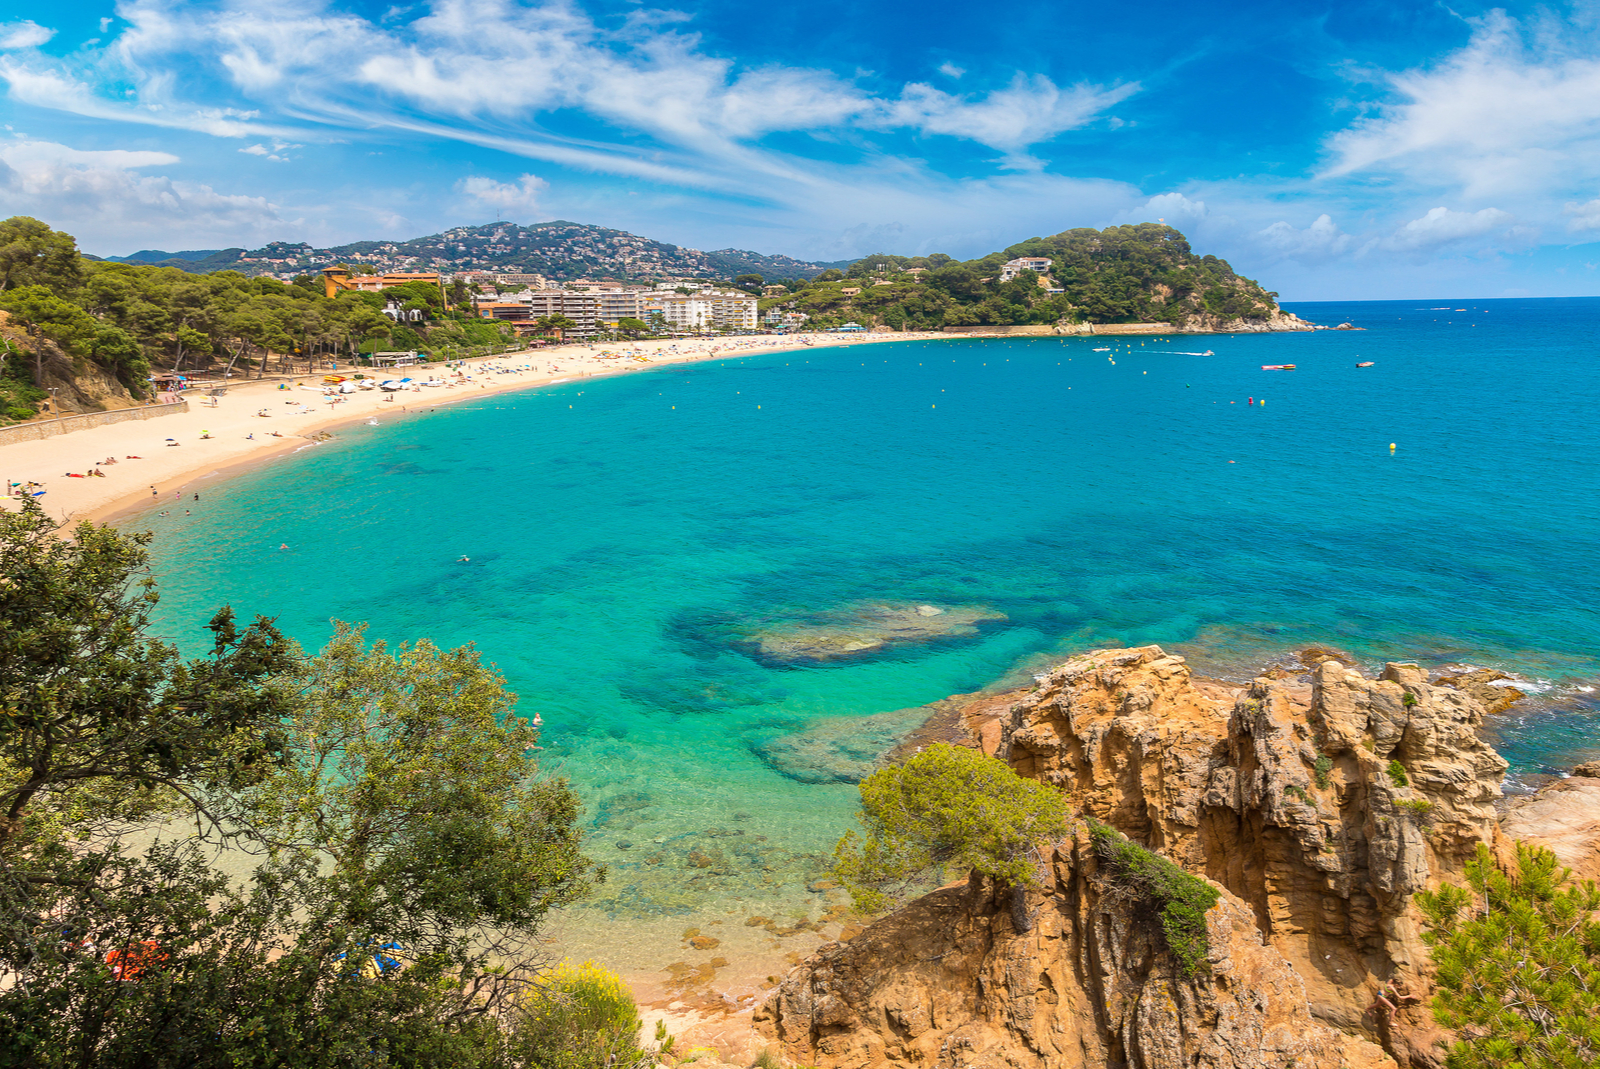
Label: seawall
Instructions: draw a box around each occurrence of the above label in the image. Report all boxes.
[0,401,191,447]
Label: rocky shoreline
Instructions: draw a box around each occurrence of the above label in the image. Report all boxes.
[750,645,1596,1069]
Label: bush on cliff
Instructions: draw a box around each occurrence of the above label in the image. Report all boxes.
[831,743,1069,912]
[0,501,612,1067]
[510,961,666,1069]
[1088,820,1219,979]
[1418,841,1600,1069]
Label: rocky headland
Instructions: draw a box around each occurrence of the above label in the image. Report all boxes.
[755,645,1591,1069]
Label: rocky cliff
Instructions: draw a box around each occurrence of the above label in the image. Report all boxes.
[758,646,1520,1069]
[1171,309,1314,333]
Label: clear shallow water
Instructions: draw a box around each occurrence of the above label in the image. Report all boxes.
[141,297,1600,947]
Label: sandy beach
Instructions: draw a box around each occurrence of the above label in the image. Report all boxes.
[2,330,931,528]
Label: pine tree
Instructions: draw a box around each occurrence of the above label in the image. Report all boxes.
[1417,842,1600,1069]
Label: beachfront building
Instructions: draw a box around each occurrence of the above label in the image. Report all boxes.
[645,291,758,332]
[763,309,810,329]
[323,268,442,299]
[476,290,601,338]
[999,257,1053,281]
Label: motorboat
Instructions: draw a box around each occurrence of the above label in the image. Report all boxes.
[1261,364,1296,370]
[1356,361,1375,368]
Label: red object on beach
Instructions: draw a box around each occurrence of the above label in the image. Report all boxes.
[106,941,167,980]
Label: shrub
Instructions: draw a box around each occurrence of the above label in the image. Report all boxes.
[1395,798,1434,821]
[831,743,1069,912]
[1088,820,1219,978]
[510,961,655,1069]
[1313,755,1333,790]
[1387,759,1410,787]
[1402,691,1418,708]
[1417,842,1600,1068]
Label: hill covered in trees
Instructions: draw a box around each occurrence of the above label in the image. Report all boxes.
[95,221,852,284]
[760,223,1293,332]
[0,217,515,422]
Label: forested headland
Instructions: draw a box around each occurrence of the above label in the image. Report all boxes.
[0,217,513,423]
[756,222,1289,332]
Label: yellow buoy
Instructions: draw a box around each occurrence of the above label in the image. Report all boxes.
[1389,442,1396,451]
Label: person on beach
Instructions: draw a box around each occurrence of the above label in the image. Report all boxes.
[150,486,157,497]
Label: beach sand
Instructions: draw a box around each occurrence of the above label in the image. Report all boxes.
[1,330,930,527]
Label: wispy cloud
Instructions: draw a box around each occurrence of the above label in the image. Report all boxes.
[1325,9,1600,201]
[0,20,54,50]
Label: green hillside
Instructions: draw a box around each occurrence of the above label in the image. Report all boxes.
[762,223,1284,331]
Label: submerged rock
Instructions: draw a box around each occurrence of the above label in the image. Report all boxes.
[752,708,931,783]
[741,601,1007,664]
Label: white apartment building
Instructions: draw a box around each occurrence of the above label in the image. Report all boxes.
[644,291,758,332]
[999,256,1053,281]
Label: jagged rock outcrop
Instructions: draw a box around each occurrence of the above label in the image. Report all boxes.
[1172,309,1314,333]
[757,827,1393,1069]
[760,646,1514,1069]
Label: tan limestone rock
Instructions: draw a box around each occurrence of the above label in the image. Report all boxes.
[757,829,1392,1069]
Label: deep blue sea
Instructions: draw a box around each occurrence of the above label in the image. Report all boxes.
[139,297,1600,950]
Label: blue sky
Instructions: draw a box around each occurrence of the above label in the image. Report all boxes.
[2,1,1600,298]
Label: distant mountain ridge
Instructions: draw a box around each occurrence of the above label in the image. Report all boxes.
[99,222,854,283]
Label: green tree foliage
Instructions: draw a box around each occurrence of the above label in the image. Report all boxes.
[509,961,669,1069]
[831,743,1069,912]
[773,223,1281,332]
[1418,842,1600,1069]
[733,273,764,292]
[534,313,578,338]
[616,317,650,338]
[0,218,518,409]
[1088,820,1219,978]
[0,502,602,1067]
[0,216,83,294]
[247,622,596,952]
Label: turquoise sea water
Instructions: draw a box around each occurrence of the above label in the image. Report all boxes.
[140,297,1600,948]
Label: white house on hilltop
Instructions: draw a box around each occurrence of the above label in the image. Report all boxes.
[999,257,1053,281]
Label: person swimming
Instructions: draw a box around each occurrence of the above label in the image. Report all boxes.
[457,555,470,563]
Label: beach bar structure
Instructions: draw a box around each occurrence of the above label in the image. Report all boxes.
[371,351,421,367]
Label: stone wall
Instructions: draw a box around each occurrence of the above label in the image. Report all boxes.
[0,401,189,446]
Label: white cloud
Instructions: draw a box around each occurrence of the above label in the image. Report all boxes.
[0,138,281,245]
[28,0,1132,172]
[938,63,964,78]
[0,62,273,137]
[1256,214,1353,263]
[0,21,54,50]
[1326,11,1600,200]
[1565,197,1600,232]
[886,75,1138,164]
[238,138,299,161]
[1117,191,1209,227]
[457,173,548,214]
[1383,206,1515,252]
